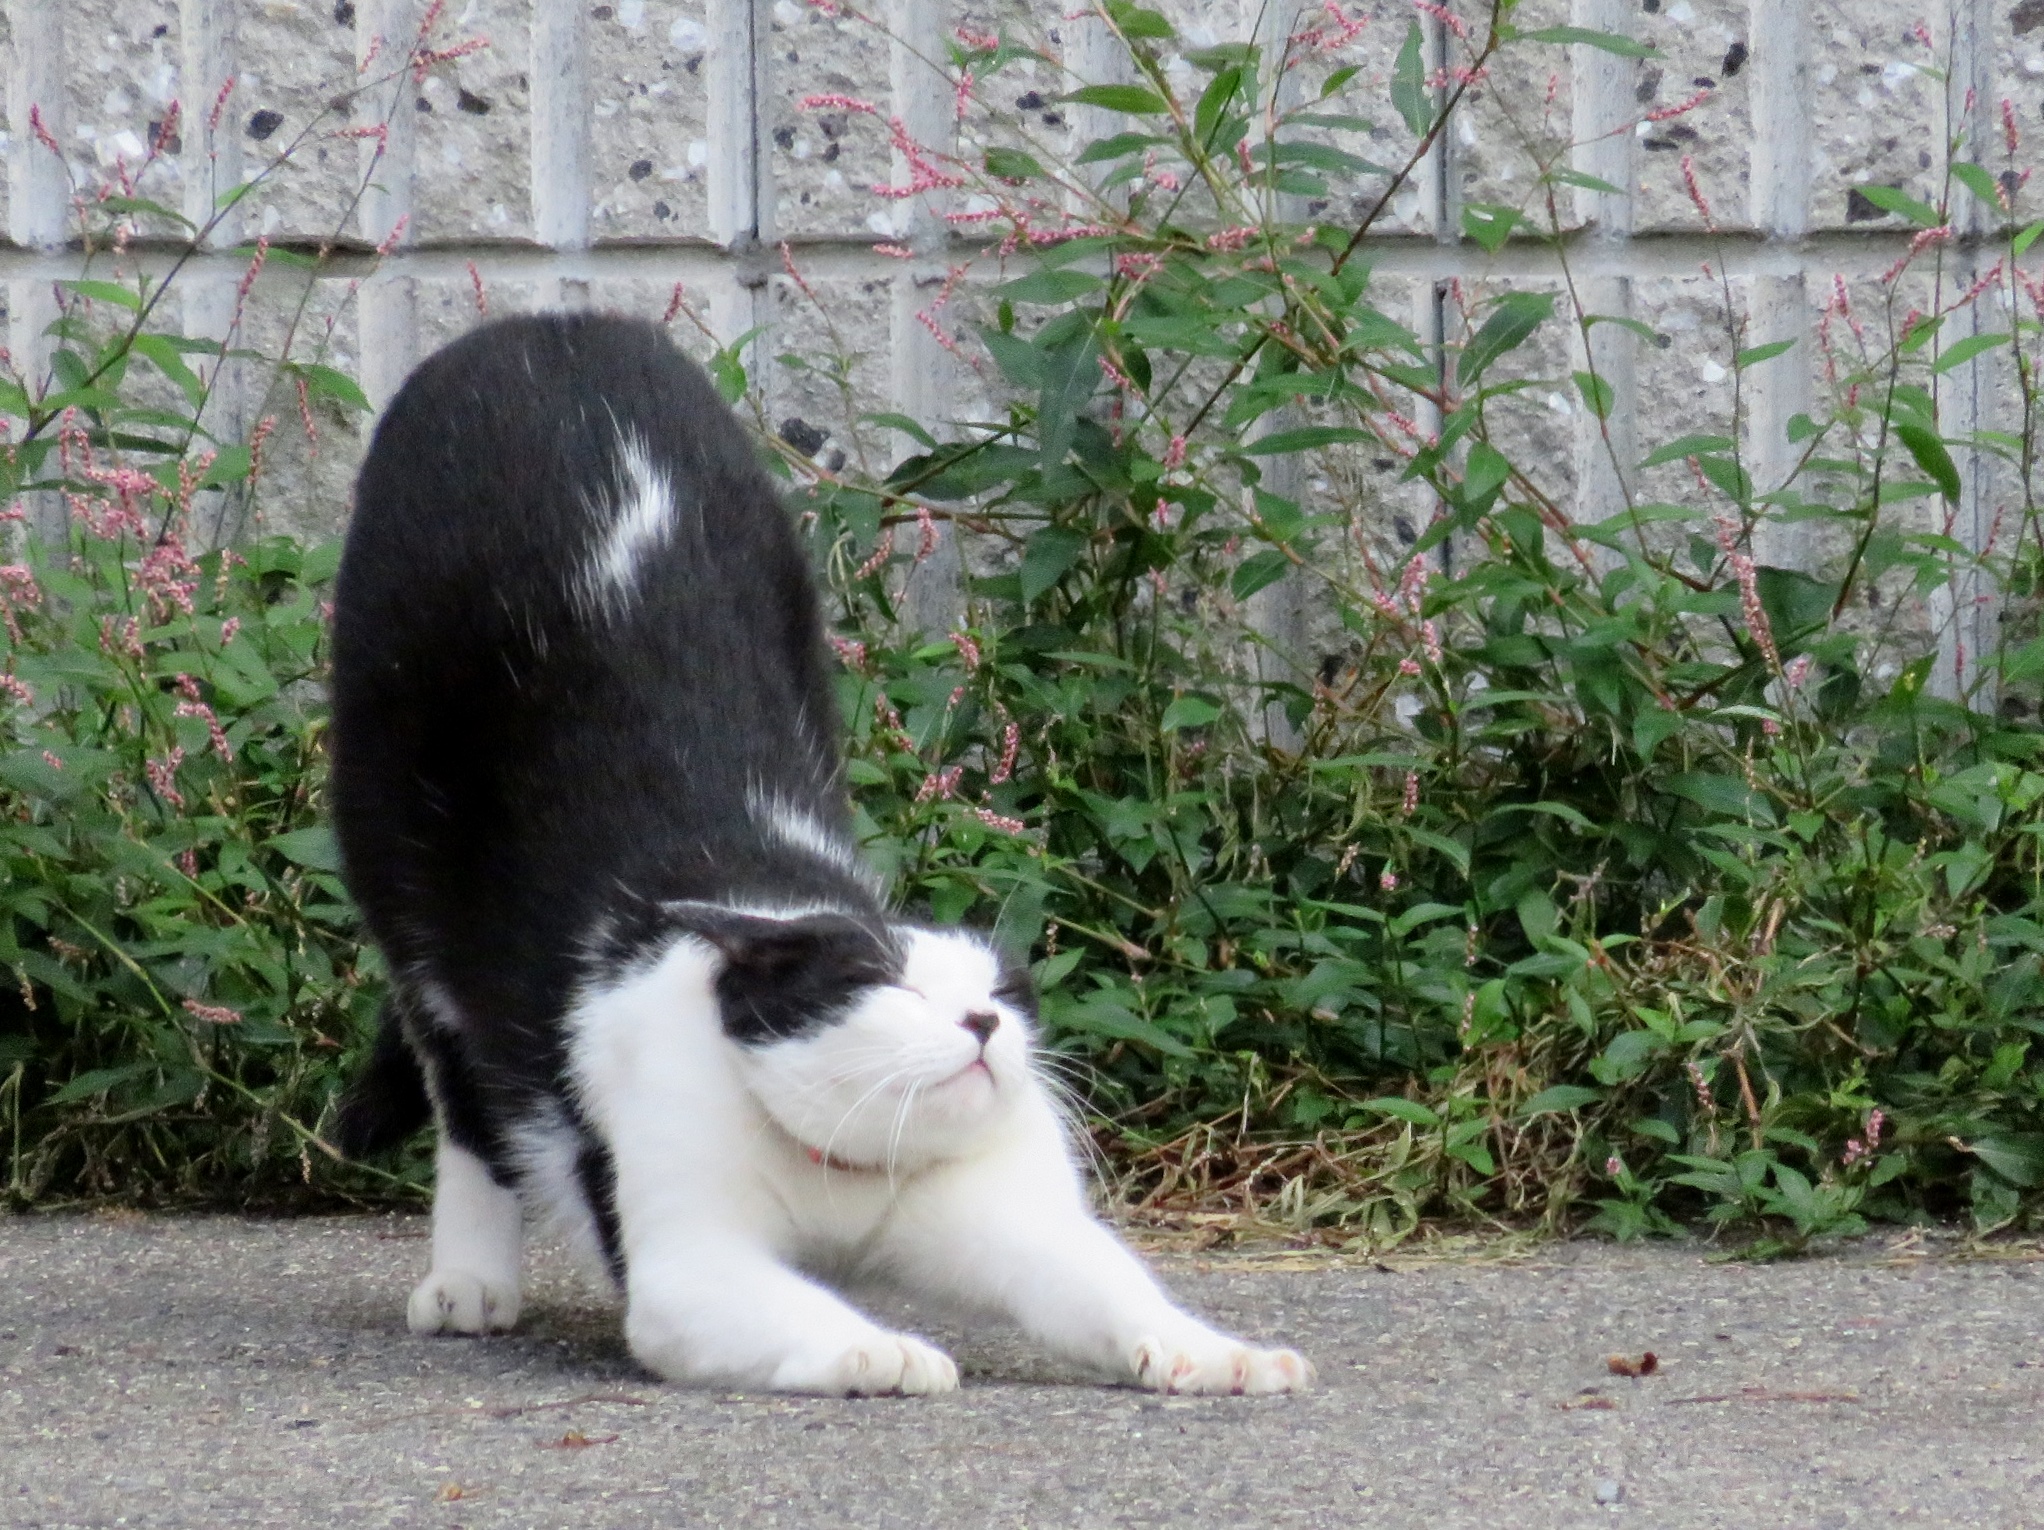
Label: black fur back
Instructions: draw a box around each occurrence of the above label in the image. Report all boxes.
[328,314,878,1182]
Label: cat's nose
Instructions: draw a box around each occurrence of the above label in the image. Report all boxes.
[961,1010,1000,1045]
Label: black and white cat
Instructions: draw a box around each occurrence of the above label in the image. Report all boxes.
[329,313,1309,1397]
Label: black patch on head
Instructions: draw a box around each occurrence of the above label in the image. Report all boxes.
[993,962,1038,1017]
[675,908,902,1045]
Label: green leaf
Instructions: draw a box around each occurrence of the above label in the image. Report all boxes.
[1050,997,1195,1057]
[56,279,145,311]
[1390,21,1430,137]
[1514,24,1657,57]
[978,328,1043,389]
[1241,425,1372,456]
[1518,1084,1604,1117]
[1019,525,1088,603]
[267,826,341,873]
[1365,1096,1442,1128]
[1950,161,2003,211]
[1458,291,1555,386]
[861,411,938,447]
[95,194,195,231]
[995,267,1104,306]
[290,363,372,413]
[1461,441,1511,513]
[983,146,1045,181]
[1074,131,1165,165]
[1105,0,1174,39]
[1062,84,1171,115]
[1231,549,1291,600]
[1851,184,1944,228]
[1461,202,1522,253]
[1573,369,1614,420]
[1971,1135,2044,1187]
[1933,332,2011,374]
[1195,67,1244,146]
[1893,422,1961,503]
[1661,772,1774,824]
[128,334,206,408]
[1159,695,1222,731]
[1036,333,1099,469]
[1735,339,1796,368]
[1640,433,1735,470]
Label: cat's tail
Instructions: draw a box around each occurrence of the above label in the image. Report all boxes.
[334,993,433,1158]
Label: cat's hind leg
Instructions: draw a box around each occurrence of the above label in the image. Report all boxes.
[408,1134,524,1334]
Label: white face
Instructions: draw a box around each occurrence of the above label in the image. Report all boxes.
[731,927,1033,1173]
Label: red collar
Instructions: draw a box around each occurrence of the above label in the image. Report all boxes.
[802,1143,873,1172]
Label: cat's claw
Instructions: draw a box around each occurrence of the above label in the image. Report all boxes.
[1131,1334,1313,1396]
[407,1269,522,1335]
[772,1332,960,1396]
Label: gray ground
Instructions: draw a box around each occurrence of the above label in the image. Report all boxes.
[2,1216,2040,1528]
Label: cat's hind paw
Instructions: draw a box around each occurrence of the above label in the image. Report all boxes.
[772,1332,960,1397]
[1131,1334,1313,1396]
[407,1269,522,1335]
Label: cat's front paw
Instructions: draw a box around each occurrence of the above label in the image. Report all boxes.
[1131,1333,1313,1396]
[771,1331,960,1397]
[407,1269,521,1335]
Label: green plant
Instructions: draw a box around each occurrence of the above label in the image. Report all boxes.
[751,0,2044,1248]
[0,7,474,1205]
[10,0,2044,1258]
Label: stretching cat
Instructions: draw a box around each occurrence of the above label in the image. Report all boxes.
[329,313,1310,1397]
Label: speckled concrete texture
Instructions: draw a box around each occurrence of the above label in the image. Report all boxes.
[3,1215,2042,1528]
[1,0,2037,677]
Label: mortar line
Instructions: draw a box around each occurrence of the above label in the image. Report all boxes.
[1745,0,1814,572]
[531,0,592,305]
[355,0,423,408]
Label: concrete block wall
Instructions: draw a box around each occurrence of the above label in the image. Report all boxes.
[0,0,2033,689]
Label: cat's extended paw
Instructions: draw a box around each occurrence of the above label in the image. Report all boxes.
[1131,1333,1313,1396]
[771,1332,960,1397]
[407,1269,522,1335]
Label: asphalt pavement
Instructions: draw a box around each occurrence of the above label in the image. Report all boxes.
[3,1213,2040,1528]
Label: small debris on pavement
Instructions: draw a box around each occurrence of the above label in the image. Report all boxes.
[538,1430,618,1449]
[1595,1479,1625,1505]
[1606,1351,1658,1377]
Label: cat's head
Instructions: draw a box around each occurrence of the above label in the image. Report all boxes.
[673,905,1039,1171]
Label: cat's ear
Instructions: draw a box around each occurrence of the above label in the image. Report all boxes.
[663,902,890,983]
[664,903,898,1043]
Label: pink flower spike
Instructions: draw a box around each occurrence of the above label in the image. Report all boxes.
[1680,155,1715,231]
[1411,0,1468,40]
[465,260,488,315]
[800,93,880,116]
[1646,87,1711,123]
[183,999,242,1026]
[27,104,62,158]
[989,721,1020,785]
